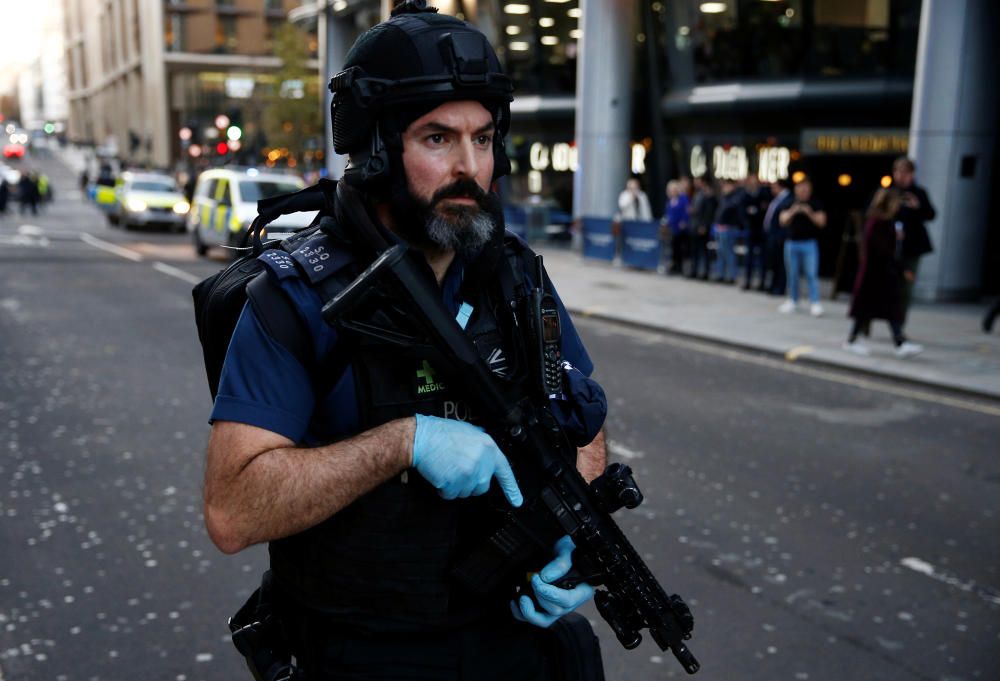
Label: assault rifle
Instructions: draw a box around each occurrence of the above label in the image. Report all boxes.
[321,184,699,674]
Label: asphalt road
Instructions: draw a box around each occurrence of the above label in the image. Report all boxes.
[1,154,997,681]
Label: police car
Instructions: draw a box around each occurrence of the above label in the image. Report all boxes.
[110,171,189,231]
[187,168,317,258]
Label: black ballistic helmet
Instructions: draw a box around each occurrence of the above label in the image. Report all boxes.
[329,0,514,189]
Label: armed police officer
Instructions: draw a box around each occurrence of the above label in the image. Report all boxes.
[202,3,609,679]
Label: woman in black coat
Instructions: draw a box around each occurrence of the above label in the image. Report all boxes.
[843,189,923,358]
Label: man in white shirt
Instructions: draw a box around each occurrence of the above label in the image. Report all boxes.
[616,177,652,221]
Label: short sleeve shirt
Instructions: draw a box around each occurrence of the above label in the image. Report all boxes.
[210,254,596,445]
[788,199,824,241]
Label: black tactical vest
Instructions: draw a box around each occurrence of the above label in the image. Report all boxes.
[267,228,528,633]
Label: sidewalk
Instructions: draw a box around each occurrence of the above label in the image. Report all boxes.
[538,247,1000,401]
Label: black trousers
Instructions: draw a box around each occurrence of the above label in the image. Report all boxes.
[849,318,905,346]
[290,616,554,681]
[764,233,786,295]
[670,231,690,273]
[743,234,765,287]
[689,230,711,278]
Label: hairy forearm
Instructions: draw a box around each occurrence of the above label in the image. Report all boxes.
[204,418,413,553]
[576,427,608,483]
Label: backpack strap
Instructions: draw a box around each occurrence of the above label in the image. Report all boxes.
[246,272,312,366]
[248,213,366,406]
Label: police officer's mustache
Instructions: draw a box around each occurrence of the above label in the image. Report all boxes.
[430,179,488,210]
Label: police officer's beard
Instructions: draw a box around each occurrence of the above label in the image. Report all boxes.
[390,179,497,257]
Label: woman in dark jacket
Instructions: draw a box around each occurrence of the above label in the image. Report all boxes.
[844,189,923,358]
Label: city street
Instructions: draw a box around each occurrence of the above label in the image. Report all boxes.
[1,156,998,681]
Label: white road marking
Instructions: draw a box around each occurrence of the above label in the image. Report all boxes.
[607,440,645,460]
[579,319,1000,418]
[900,556,1000,606]
[79,233,144,262]
[0,234,49,247]
[54,228,205,287]
[19,224,86,238]
[152,261,202,285]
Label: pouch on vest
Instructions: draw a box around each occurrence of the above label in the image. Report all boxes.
[548,613,607,681]
[228,570,296,681]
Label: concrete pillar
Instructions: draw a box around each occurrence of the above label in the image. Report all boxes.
[572,0,637,219]
[140,0,170,168]
[320,3,353,180]
[908,0,998,301]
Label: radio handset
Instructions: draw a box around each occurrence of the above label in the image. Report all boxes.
[527,255,563,399]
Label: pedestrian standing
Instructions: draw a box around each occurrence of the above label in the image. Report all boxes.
[37,173,51,207]
[762,179,793,296]
[778,178,826,316]
[688,176,717,280]
[663,180,690,274]
[0,177,9,214]
[712,179,745,284]
[891,157,935,327]
[616,176,653,221]
[18,172,40,216]
[843,188,923,358]
[741,176,770,290]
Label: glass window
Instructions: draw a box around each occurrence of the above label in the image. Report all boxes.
[132,180,177,193]
[812,0,891,77]
[165,13,185,52]
[478,0,580,95]
[215,16,238,54]
[200,179,219,199]
[662,0,805,84]
[657,0,920,84]
[216,180,232,206]
[238,180,303,202]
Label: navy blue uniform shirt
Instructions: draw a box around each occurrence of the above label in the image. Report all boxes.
[211,251,602,446]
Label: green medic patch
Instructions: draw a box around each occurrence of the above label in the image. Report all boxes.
[416,359,446,395]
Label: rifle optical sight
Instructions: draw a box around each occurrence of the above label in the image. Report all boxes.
[590,463,644,513]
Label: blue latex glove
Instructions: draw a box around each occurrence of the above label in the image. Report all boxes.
[412,414,523,506]
[511,535,595,628]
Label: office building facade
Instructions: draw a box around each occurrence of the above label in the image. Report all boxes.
[63,0,318,168]
[320,0,994,301]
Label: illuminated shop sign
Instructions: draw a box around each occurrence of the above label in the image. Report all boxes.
[631,144,647,175]
[225,77,255,99]
[801,128,908,155]
[691,143,790,182]
[528,141,648,175]
[690,145,708,178]
[712,145,749,180]
[529,142,579,173]
[758,146,790,183]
